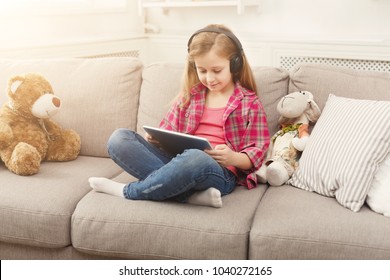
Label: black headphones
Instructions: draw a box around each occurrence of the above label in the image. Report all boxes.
[187,27,244,74]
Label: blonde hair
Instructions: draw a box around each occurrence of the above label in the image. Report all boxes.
[179,24,257,106]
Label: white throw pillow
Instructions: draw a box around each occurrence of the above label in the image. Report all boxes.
[366,153,390,217]
[288,94,390,212]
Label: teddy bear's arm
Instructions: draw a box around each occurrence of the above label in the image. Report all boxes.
[42,118,81,162]
[0,121,14,149]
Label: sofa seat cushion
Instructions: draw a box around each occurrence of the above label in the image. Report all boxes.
[0,241,108,260]
[0,156,123,248]
[249,186,390,259]
[71,177,267,260]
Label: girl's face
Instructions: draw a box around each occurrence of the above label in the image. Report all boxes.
[194,49,234,95]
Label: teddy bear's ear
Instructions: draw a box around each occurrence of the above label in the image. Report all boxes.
[8,76,25,95]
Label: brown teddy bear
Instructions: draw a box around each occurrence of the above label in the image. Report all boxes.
[0,73,81,175]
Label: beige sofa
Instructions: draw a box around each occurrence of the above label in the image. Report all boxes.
[0,58,389,260]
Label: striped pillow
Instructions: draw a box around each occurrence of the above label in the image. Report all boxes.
[288,94,390,212]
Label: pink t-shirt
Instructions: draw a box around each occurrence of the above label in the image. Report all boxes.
[194,106,225,148]
[194,106,238,176]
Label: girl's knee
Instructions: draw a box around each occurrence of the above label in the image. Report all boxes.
[181,149,215,167]
[107,128,136,154]
[182,149,207,160]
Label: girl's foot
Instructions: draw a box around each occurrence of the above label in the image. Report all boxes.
[187,187,222,208]
[88,177,125,197]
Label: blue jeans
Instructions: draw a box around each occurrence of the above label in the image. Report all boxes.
[107,128,237,202]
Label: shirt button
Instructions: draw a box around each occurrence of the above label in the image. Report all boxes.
[185,112,189,117]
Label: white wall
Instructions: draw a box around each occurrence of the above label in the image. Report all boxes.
[144,0,390,40]
[0,0,389,66]
[0,0,144,58]
[143,0,390,66]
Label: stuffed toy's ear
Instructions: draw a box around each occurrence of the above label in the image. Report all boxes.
[8,76,25,95]
[305,99,321,122]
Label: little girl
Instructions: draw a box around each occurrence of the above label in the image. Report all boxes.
[89,24,270,208]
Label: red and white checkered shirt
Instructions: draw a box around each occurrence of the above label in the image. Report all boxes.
[159,82,270,189]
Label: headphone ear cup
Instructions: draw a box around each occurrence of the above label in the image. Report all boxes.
[230,54,243,73]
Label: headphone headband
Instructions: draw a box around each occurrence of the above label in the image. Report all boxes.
[187,27,243,54]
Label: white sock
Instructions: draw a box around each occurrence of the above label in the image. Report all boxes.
[187,187,222,208]
[88,177,125,197]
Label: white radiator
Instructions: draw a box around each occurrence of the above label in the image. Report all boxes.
[82,50,140,58]
[279,56,390,72]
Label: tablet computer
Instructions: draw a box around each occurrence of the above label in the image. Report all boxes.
[143,125,212,155]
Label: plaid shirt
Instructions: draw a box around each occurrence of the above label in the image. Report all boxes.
[160,82,270,189]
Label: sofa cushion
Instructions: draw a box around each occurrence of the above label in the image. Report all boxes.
[252,67,290,136]
[0,157,123,249]
[136,63,289,137]
[136,62,184,132]
[249,186,390,260]
[72,175,267,260]
[288,94,390,212]
[0,58,143,157]
[0,241,106,260]
[289,63,390,110]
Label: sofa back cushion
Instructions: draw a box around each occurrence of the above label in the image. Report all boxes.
[137,62,184,133]
[137,63,289,136]
[253,67,290,136]
[0,58,143,157]
[289,63,390,108]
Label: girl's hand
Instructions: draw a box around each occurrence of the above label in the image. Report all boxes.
[205,144,254,170]
[145,132,161,147]
[205,144,236,167]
